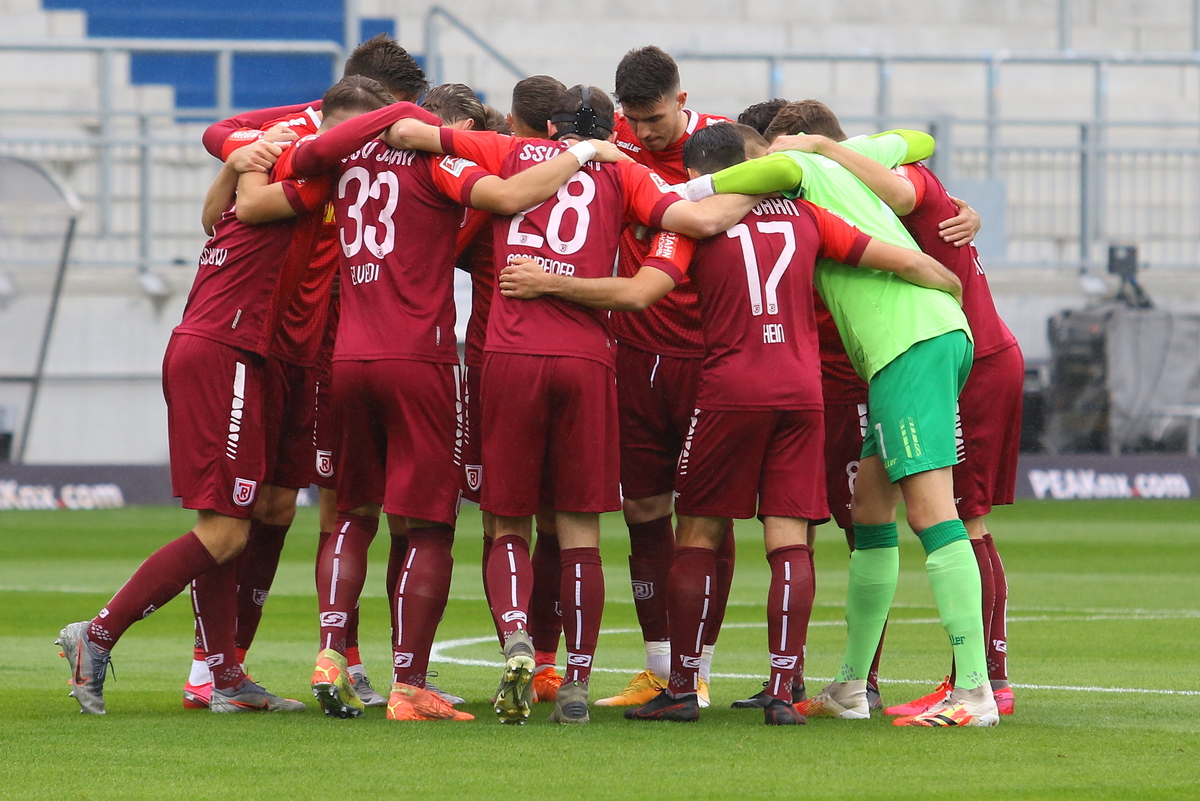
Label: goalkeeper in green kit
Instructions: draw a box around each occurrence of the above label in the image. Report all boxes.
[681,117,998,727]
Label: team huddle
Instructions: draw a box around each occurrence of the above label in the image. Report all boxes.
[56,38,1022,728]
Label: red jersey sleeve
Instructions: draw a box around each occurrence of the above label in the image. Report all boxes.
[203,101,322,159]
[456,208,491,262]
[437,128,517,174]
[290,102,442,176]
[642,230,695,286]
[430,154,490,208]
[802,200,872,266]
[891,164,928,209]
[274,145,331,215]
[617,161,682,229]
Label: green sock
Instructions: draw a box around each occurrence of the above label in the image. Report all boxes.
[921,525,988,690]
[837,526,899,682]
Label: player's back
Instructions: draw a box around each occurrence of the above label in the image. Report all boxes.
[690,198,849,412]
[895,163,1017,360]
[327,139,462,365]
[486,141,629,367]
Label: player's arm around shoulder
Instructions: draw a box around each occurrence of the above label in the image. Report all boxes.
[681,152,804,201]
[859,240,962,304]
[469,139,628,216]
[772,134,917,216]
[498,253,678,312]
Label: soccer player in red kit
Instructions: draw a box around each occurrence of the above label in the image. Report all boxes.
[288,94,627,721]
[54,78,399,716]
[498,123,962,724]
[766,101,1017,717]
[386,85,760,724]
[601,46,735,707]
[455,75,571,703]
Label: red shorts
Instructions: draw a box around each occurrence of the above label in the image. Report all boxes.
[824,401,869,531]
[332,358,462,525]
[460,363,483,504]
[954,344,1024,519]
[480,352,620,517]
[262,358,318,490]
[312,356,336,490]
[616,344,702,499]
[163,333,265,518]
[674,408,829,521]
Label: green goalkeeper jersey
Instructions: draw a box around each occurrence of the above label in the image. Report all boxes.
[709,132,971,381]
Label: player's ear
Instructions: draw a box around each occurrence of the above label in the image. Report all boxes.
[546,120,556,139]
[506,112,515,129]
[676,90,687,109]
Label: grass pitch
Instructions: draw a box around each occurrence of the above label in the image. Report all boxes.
[2,500,1199,799]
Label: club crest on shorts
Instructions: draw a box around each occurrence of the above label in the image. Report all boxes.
[316,450,334,478]
[631,580,654,600]
[252,589,269,607]
[393,652,414,668]
[464,464,483,492]
[232,477,258,507]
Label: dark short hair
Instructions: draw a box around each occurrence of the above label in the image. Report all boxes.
[342,34,428,102]
[551,85,615,141]
[482,105,511,134]
[422,83,487,130]
[511,75,567,133]
[764,99,847,142]
[322,75,395,117]
[737,98,789,136]
[682,122,746,175]
[614,45,680,109]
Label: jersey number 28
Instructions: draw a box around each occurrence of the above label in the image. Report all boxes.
[506,172,596,255]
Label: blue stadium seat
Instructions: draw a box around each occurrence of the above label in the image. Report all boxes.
[42,0,396,112]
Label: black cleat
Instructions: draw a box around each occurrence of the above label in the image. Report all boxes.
[624,689,700,722]
[763,698,807,726]
[731,680,807,709]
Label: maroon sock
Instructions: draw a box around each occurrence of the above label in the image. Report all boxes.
[627,515,674,644]
[797,543,817,687]
[529,529,563,656]
[481,532,502,640]
[315,530,332,587]
[705,520,736,646]
[972,537,996,660]
[234,521,290,652]
[666,546,717,697]
[765,544,814,701]
[316,513,378,654]
[869,622,886,689]
[386,531,410,636]
[392,526,454,687]
[486,534,532,641]
[560,547,604,686]
[191,561,246,690]
[984,534,1009,681]
[89,531,218,651]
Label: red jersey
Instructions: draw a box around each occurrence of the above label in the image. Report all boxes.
[289,102,490,364]
[173,160,331,357]
[610,109,731,358]
[894,163,1018,359]
[816,295,869,405]
[202,101,322,161]
[652,197,870,411]
[439,128,684,369]
[456,208,494,370]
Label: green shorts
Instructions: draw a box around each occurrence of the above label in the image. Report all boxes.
[860,330,973,483]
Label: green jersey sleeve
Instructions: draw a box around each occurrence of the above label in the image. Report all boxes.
[842,130,935,168]
[709,152,804,196]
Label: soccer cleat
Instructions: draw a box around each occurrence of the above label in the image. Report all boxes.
[763,697,806,726]
[547,680,590,724]
[183,681,212,709]
[993,685,1014,715]
[211,679,307,712]
[311,648,365,719]
[697,677,711,708]
[894,685,999,728]
[795,680,870,720]
[884,676,951,716]
[350,671,387,708]
[425,681,466,706]
[386,683,474,721]
[624,689,700,723]
[494,631,535,725]
[56,622,111,715]
[532,666,564,703]
[732,680,808,709]
[594,669,668,707]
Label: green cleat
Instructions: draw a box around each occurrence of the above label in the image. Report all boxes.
[494,631,535,725]
[311,648,365,718]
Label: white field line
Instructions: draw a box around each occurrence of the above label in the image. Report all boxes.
[430,620,1200,696]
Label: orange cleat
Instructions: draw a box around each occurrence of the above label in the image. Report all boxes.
[993,685,1014,715]
[594,669,668,707]
[532,666,564,703]
[183,681,212,709]
[883,677,952,717]
[386,683,474,721]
